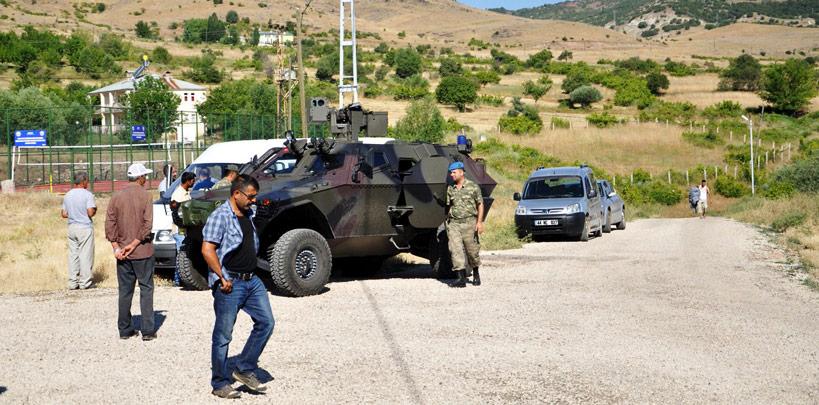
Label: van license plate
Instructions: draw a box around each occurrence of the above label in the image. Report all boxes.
[535,219,558,226]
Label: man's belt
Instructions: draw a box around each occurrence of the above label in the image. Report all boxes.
[447,216,475,223]
[226,271,255,281]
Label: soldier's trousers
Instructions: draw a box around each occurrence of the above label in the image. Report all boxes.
[447,218,481,271]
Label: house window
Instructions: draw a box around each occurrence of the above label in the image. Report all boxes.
[183,93,188,102]
[190,93,195,102]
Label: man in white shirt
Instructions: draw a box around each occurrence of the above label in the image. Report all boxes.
[170,172,196,286]
[61,172,97,290]
[697,179,710,219]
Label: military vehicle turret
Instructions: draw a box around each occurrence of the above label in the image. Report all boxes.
[177,100,496,296]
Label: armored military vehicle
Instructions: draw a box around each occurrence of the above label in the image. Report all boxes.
[177,100,496,296]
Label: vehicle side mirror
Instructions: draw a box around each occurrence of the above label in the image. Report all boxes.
[588,189,597,198]
[608,191,617,198]
[513,192,521,201]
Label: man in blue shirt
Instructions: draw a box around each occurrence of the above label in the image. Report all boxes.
[61,172,96,290]
[201,174,274,399]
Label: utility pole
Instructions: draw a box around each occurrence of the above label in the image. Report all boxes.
[296,0,313,137]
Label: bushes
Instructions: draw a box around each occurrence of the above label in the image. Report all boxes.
[759,58,818,113]
[498,97,542,135]
[393,97,445,143]
[638,100,697,124]
[719,54,761,91]
[664,60,696,77]
[391,75,429,100]
[771,154,819,193]
[586,112,623,128]
[526,49,552,70]
[703,100,743,119]
[435,75,477,111]
[392,47,422,79]
[714,176,749,198]
[619,180,683,206]
[646,72,669,95]
[683,130,723,148]
[473,69,501,86]
[770,211,806,232]
[613,57,659,74]
[477,94,504,107]
[568,85,601,107]
[613,79,654,108]
[551,116,570,129]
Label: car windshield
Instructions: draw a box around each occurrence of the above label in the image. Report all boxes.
[262,151,299,175]
[523,176,584,199]
[159,163,238,200]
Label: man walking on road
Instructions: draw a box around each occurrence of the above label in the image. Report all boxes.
[688,185,700,216]
[61,172,96,290]
[697,179,710,219]
[105,163,156,341]
[446,161,485,288]
[202,174,274,399]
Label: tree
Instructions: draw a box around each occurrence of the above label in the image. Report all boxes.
[185,53,224,83]
[250,27,260,46]
[719,54,762,91]
[569,85,602,108]
[557,50,573,61]
[759,59,818,113]
[438,58,463,77]
[72,46,120,79]
[151,47,172,64]
[135,21,153,39]
[473,70,500,86]
[226,10,239,24]
[436,76,478,112]
[183,19,208,43]
[523,80,549,103]
[374,42,389,54]
[561,67,593,93]
[120,76,180,139]
[394,97,445,143]
[393,47,422,79]
[204,13,226,43]
[646,71,670,95]
[526,49,553,70]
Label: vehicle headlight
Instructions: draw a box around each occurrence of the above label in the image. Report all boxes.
[156,230,173,242]
[565,203,581,214]
[515,206,527,215]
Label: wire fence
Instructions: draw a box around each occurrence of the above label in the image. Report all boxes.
[1,107,320,191]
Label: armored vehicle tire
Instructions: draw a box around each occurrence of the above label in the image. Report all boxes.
[429,226,456,279]
[268,229,332,297]
[603,210,612,233]
[177,245,209,290]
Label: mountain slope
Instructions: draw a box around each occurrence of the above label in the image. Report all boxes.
[492,0,819,28]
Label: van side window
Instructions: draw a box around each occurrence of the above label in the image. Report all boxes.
[584,176,595,197]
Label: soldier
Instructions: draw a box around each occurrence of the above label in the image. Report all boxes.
[445,161,484,288]
[212,164,240,190]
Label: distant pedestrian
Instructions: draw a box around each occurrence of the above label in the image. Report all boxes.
[170,171,196,286]
[202,174,274,399]
[697,179,710,219]
[688,185,700,215]
[158,163,176,198]
[105,163,156,341]
[445,161,485,288]
[212,164,240,190]
[61,172,96,290]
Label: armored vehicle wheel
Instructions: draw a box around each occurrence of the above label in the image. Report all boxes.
[177,244,209,290]
[268,229,332,297]
[429,225,456,279]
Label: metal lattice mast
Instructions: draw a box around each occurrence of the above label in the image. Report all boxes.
[338,0,359,106]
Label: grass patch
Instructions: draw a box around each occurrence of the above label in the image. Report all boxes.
[770,211,807,233]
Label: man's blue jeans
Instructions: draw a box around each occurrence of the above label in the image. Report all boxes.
[211,276,275,390]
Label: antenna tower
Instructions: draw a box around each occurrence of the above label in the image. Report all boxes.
[338,0,359,106]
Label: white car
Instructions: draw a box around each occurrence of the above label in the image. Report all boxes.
[152,139,287,268]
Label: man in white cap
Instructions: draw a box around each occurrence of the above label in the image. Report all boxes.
[105,163,157,341]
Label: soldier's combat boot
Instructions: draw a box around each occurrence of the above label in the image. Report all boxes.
[472,267,481,286]
[450,270,467,288]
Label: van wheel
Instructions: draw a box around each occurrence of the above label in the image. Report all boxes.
[603,210,612,233]
[268,229,332,297]
[616,213,627,230]
[177,244,208,291]
[577,221,589,242]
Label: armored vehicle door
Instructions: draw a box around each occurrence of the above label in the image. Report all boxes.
[347,144,402,236]
[396,144,449,229]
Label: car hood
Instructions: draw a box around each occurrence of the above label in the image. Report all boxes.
[517,197,584,211]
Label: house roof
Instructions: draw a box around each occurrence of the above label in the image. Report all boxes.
[88,74,206,95]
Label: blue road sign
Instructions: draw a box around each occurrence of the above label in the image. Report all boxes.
[132,125,146,142]
[14,130,47,147]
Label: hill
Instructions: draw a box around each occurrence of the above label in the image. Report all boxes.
[491,0,819,30]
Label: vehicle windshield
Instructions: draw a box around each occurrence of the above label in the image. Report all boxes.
[262,151,299,175]
[159,163,239,200]
[523,176,584,199]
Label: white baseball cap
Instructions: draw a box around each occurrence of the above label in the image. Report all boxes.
[127,163,153,177]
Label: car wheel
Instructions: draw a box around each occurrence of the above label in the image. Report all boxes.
[603,209,612,233]
[177,243,208,291]
[616,209,626,230]
[577,220,589,242]
[268,228,332,297]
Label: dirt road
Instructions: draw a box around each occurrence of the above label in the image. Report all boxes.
[1,218,817,404]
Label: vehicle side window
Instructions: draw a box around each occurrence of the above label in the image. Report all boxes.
[584,176,595,197]
[372,151,388,168]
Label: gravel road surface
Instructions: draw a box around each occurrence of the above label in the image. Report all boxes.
[1,218,817,404]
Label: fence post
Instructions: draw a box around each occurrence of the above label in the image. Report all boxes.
[729,130,733,141]
[667,170,671,184]
[665,119,669,127]
[733,165,737,178]
[765,151,768,166]
[743,134,746,143]
[714,165,718,180]
[685,170,689,185]
[630,173,633,184]
[87,116,94,192]
[703,167,707,181]
[5,109,11,181]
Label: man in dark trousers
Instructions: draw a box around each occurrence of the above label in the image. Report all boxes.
[202,174,274,399]
[105,163,155,341]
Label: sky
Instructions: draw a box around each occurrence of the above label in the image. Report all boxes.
[458,0,560,11]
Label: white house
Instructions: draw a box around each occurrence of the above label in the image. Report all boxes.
[89,72,208,143]
[258,31,294,47]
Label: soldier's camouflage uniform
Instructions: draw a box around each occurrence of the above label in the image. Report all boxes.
[446,179,482,271]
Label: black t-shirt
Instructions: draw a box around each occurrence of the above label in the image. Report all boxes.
[222,216,256,274]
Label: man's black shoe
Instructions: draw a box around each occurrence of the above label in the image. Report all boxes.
[472,267,481,286]
[232,370,267,392]
[119,330,139,340]
[142,333,157,341]
[450,270,467,288]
